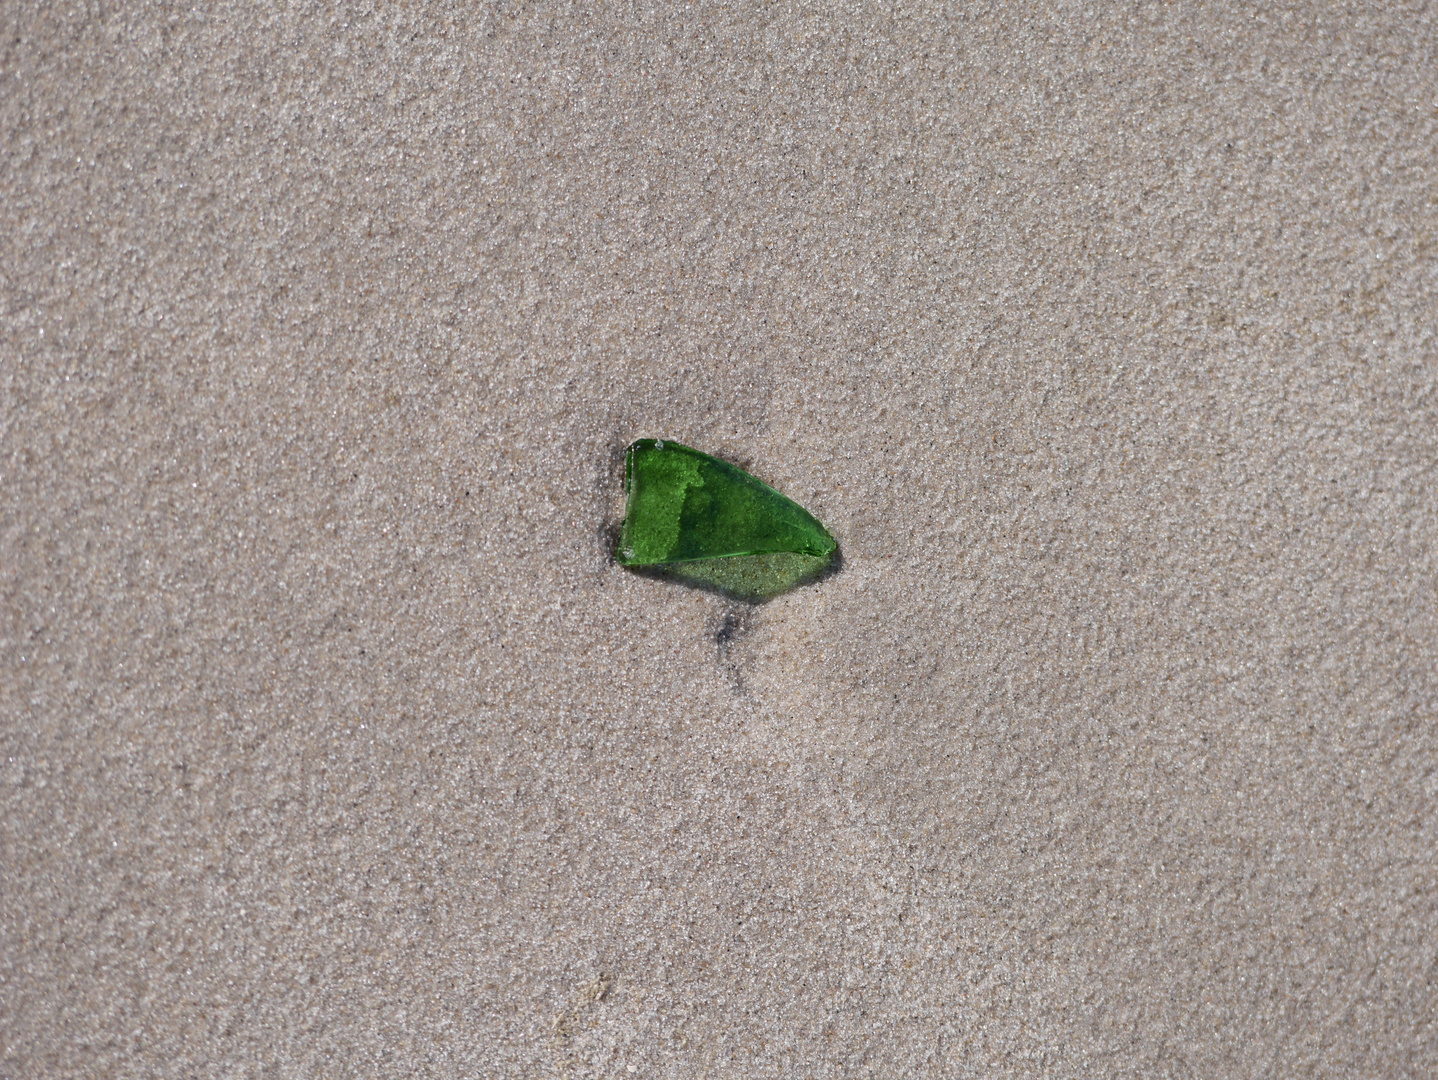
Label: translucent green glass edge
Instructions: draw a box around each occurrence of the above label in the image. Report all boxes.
[622,544,835,568]
[614,440,641,564]
[657,550,836,602]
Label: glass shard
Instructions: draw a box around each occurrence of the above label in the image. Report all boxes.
[617,439,837,601]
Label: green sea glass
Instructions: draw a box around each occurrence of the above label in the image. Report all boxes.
[617,439,837,601]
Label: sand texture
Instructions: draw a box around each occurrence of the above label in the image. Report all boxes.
[3,3,1437,1077]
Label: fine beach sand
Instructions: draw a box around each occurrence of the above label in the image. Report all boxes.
[3,4,1436,1077]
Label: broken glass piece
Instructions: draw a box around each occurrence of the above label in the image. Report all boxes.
[617,439,837,600]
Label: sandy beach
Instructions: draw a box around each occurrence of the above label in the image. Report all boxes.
[3,3,1436,1076]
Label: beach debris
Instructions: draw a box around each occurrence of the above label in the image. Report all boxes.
[616,438,836,601]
